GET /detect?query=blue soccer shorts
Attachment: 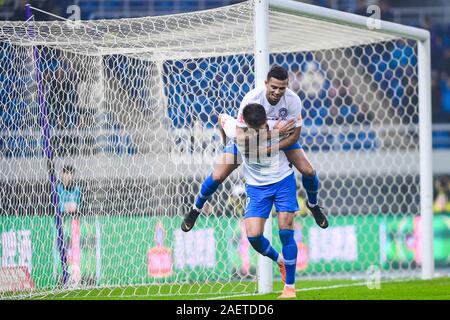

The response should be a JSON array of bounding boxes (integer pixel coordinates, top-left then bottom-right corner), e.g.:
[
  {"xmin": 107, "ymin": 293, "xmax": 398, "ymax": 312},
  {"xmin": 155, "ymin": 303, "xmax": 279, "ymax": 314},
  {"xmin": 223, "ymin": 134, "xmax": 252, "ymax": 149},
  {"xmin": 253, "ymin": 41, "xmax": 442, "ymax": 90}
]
[{"xmin": 244, "ymin": 172, "xmax": 299, "ymax": 219}]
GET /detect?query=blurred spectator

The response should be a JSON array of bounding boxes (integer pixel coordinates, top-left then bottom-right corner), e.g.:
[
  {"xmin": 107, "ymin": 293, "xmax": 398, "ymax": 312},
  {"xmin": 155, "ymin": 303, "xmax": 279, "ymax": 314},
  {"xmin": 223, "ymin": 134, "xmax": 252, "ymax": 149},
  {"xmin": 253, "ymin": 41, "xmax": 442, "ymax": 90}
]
[
  {"xmin": 432, "ymin": 72, "xmax": 444, "ymax": 122},
  {"xmin": 441, "ymin": 75, "xmax": 450, "ymax": 115},
  {"xmin": 421, "ymin": 15, "xmax": 450, "ymax": 123},
  {"xmin": 56, "ymin": 165, "xmax": 82, "ymax": 215},
  {"xmin": 354, "ymin": 0, "xmax": 368, "ymax": 17},
  {"xmin": 377, "ymin": 0, "xmax": 394, "ymax": 22},
  {"xmin": 43, "ymin": 55, "xmax": 80, "ymax": 130},
  {"xmin": 1, "ymin": 0, "xmax": 450, "ymax": 160},
  {"xmin": 430, "ymin": 28, "xmax": 446, "ymax": 72},
  {"xmin": 312, "ymin": 0, "xmax": 331, "ymax": 8},
  {"xmin": 40, "ymin": 54, "xmax": 82, "ymax": 157},
  {"xmin": 56, "ymin": 164, "xmax": 83, "ymax": 285},
  {"xmin": 10, "ymin": 0, "xmax": 65, "ymax": 21},
  {"xmin": 353, "ymin": 0, "xmax": 394, "ymax": 22},
  {"xmin": 433, "ymin": 176, "xmax": 450, "ymax": 213},
  {"xmin": 349, "ymin": 4, "xmax": 450, "ymax": 126}
]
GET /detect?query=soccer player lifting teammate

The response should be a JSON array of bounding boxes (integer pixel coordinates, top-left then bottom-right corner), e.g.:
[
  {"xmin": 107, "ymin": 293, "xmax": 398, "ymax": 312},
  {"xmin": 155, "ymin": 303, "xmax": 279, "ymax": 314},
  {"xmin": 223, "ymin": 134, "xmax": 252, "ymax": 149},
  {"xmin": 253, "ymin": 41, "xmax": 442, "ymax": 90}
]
[
  {"xmin": 234, "ymin": 102, "xmax": 300, "ymax": 298},
  {"xmin": 181, "ymin": 65, "xmax": 328, "ymax": 232}
]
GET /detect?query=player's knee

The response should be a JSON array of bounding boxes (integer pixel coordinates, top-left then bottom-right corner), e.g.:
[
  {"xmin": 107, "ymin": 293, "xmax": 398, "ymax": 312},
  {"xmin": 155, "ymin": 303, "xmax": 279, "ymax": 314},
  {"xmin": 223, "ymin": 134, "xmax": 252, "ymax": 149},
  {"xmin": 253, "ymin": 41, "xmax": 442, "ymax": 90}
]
[
  {"xmin": 279, "ymin": 229, "xmax": 295, "ymax": 245},
  {"xmin": 211, "ymin": 171, "xmax": 226, "ymax": 184},
  {"xmin": 279, "ymin": 220, "xmax": 294, "ymax": 230},
  {"xmin": 247, "ymin": 234, "xmax": 267, "ymax": 254},
  {"xmin": 278, "ymin": 214, "xmax": 295, "ymax": 230},
  {"xmin": 301, "ymin": 166, "xmax": 315, "ymax": 177}
]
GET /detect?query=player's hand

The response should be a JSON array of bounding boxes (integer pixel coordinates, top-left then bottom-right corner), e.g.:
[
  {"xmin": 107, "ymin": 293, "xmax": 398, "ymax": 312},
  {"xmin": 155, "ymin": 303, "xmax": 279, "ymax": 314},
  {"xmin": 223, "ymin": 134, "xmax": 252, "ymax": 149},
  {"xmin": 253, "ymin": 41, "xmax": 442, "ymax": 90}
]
[{"xmin": 274, "ymin": 119, "xmax": 295, "ymax": 136}]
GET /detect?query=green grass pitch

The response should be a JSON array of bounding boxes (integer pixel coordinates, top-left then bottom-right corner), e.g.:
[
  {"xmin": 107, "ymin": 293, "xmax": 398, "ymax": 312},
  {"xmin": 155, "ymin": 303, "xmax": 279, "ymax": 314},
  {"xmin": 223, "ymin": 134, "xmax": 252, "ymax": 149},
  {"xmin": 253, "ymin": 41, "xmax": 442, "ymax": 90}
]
[{"xmin": 31, "ymin": 277, "xmax": 450, "ymax": 300}]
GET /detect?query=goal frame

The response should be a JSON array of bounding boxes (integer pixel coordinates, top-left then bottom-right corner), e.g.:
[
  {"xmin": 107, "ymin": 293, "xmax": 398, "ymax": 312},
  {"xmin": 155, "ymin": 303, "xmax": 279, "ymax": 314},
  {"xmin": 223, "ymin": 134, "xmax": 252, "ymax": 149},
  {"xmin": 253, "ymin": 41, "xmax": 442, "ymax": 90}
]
[
  {"xmin": 256, "ymin": 0, "xmax": 433, "ymax": 293},
  {"xmin": 0, "ymin": 0, "xmax": 433, "ymax": 298}
]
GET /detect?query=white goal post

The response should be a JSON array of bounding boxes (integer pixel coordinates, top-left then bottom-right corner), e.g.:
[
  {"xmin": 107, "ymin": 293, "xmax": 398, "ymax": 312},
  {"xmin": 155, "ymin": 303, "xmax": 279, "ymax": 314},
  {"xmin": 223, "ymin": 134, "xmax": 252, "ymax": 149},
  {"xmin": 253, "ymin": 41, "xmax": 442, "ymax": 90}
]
[
  {"xmin": 0, "ymin": 0, "xmax": 433, "ymax": 299},
  {"xmin": 257, "ymin": 0, "xmax": 434, "ymax": 292}
]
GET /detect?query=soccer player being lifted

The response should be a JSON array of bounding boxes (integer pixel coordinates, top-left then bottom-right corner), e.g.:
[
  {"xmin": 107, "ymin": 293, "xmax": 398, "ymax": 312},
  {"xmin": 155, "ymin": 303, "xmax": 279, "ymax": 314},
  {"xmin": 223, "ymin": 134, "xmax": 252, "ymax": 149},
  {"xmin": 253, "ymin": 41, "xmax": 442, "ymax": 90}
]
[
  {"xmin": 235, "ymin": 102, "xmax": 299, "ymax": 298},
  {"xmin": 181, "ymin": 65, "xmax": 328, "ymax": 232}
]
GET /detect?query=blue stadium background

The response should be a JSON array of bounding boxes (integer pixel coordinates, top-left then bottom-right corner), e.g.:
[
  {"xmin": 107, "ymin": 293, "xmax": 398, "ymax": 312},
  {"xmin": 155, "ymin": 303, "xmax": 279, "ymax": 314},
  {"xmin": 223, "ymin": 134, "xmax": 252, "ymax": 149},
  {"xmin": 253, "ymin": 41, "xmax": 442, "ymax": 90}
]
[
  {"xmin": 0, "ymin": 1, "xmax": 449, "ymax": 284},
  {"xmin": 1, "ymin": 0, "xmax": 449, "ymax": 157}
]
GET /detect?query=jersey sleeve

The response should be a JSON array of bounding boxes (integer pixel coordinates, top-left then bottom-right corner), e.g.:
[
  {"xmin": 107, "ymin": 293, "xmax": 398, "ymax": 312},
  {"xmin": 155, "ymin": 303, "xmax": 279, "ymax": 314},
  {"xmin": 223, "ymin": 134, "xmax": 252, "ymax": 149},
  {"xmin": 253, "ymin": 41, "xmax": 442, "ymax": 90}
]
[
  {"xmin": 287, "ymin": 94, "xmax": 303, "ymax": 127},
  {"xmin": 236, "ymin": 95, "xmax": 251, "ymax": 128}
]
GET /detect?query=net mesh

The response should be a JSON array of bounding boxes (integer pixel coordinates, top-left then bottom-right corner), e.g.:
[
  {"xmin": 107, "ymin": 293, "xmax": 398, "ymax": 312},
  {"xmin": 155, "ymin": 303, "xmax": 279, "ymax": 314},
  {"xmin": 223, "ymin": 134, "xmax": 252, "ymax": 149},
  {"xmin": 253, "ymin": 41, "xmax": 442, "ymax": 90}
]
[{"xmin": 0, "ymin": 0, "xmax": 422, "ymax": 299}]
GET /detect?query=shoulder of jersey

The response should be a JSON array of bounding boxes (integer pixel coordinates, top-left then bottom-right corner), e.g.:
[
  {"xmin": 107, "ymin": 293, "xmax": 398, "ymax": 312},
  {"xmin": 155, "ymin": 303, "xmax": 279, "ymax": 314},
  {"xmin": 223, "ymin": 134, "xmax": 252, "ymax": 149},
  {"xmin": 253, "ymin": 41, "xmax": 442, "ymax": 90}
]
[
  {"xmin": 244, "ymin": 85, "xmax": 265, "ymax": 101},
  {"xmin": 252, "ymin": 85, "xmax": 266, "ymax": 96},
  {"xmin": 285, "ymin": 88, "xmax": 300, "ymax": 99},
  {"xmin": 285, "ymin": 88, "xmax": 302, "ymax": 104}
]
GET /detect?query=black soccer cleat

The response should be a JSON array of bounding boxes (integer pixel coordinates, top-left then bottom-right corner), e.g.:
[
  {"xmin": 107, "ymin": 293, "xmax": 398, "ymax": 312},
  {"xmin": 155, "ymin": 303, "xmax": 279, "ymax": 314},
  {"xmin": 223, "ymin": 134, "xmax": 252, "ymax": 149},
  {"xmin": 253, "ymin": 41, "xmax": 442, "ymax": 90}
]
[
  {"xmin": 305, "ymin": 200, "xmax": 329, "ymax": 229},
  {"xmin": 181, "ymin": 207, "xmax": 201, "ymax": 232}
]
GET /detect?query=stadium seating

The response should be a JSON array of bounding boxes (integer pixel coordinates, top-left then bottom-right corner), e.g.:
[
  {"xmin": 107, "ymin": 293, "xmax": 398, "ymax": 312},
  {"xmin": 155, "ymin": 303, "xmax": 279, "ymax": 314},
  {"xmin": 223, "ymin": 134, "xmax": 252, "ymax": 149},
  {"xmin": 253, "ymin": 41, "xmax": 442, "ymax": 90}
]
[{"xmin": 0, "ymin": 0, "xmax": 449, "ymax": 158}]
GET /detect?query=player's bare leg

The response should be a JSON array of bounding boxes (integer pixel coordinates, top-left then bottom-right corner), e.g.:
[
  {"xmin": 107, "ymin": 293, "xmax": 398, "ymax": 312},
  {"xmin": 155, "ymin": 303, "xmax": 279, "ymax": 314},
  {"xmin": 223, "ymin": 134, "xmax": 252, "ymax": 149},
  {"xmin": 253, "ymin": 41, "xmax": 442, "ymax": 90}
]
[
  {"xmin": 181, "ymin": 114, "xmax": 241, "ymax": 232},
  {"xmin": 285, "ymin": 149, "xmax": 328, "ymax": 229},
  {"xmin": 181, "ymin": 153, "xmax": 239, "ymax": 232},
  {"xmin": 245, "ymin": 216, "xmax": 286, "ymax": 285},
  {"xmin": 212, "ymin": 154, "xmax": 240, "ymax": 181},
  {"xmin": 244, "ymin": 217, "xmax": 266, "ymax": 237}
]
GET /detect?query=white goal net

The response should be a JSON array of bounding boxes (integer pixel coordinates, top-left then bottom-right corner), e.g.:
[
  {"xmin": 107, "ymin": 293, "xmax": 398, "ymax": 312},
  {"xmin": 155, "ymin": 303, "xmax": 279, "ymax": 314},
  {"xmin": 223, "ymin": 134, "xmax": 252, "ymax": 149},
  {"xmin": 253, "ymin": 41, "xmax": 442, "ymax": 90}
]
[{"xmin": 0, "ymin": 0, "xmax": 430, "ymax": 299}]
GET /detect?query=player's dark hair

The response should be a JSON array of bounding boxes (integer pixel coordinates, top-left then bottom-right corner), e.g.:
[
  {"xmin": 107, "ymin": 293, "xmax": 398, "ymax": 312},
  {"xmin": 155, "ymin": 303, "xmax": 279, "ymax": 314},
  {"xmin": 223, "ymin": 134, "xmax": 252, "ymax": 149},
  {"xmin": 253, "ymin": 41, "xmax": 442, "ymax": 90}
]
[
  {"xmin": 267, "ymin": 65, "xmax": 288, "ymax": 81},
  {"xmin": 242, "ymin": 103, "xmax": 267, "ymax": 129},
  {"xmin": 62, "ymin": 165, "xmax": 75, "ymax": 174}
]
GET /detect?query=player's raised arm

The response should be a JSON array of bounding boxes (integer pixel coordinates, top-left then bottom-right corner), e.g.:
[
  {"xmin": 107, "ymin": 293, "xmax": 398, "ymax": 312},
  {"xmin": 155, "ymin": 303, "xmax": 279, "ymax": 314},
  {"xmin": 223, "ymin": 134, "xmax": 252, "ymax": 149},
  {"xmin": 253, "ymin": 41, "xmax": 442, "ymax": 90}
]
[
  {"xmin": 268, "ymin": 93, "xmax": 303, "ymax": 151},
  {"xmin": 270, "ymin": 120, "xmax": 301, "ymax": 152}
]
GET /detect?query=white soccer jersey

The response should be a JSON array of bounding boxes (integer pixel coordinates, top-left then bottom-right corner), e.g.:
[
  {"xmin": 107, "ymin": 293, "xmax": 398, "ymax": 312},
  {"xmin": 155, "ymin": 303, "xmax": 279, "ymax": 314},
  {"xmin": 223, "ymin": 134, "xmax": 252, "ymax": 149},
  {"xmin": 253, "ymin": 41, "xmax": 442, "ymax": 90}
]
[
  {"xmin": 221, "ymin": 115, "xmax": 293, "ymax": 186},
  {"xmin": 221, "ymin": 114, "xmax": 278, "ymax": 140},
  {"xmin": 236, "ymin": 86, "xmax": 303, "ymax": 129},
  {"xmin": 238, "ymin": 133, "xmax": 293, "ymax": 186},
  {"xmin": 220, "ymin": 86, "xmax": 302, "ymax": 186}
]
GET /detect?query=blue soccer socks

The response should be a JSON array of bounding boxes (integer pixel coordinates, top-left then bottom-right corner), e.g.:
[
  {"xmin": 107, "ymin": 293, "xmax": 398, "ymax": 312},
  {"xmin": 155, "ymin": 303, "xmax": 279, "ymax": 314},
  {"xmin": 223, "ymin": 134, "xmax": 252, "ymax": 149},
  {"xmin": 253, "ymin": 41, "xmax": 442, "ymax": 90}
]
[
  {"xmin": 302, "ymin": 171, "xmax": 319, "ymax": 206},
  {"xmin": 194, "ymin": 174, "xmax": 221, "ymax": 210},
  {"xmin": 279, "ymin": 229, "xmax": 297, "ymax": 286},
  {"xmin": 247, "ymin": 234, "xmax": 279, "ymax": 262}
]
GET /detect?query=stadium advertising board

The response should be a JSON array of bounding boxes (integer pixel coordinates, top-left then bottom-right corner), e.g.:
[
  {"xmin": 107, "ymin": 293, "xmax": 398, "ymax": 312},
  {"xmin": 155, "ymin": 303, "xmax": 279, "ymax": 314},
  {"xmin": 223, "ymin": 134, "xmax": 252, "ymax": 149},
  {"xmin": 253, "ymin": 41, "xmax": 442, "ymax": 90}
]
[
  {"xmin": 0, "ymin": 213, "xmax": 449, "ymax": 289},
  {"xmin": 381, "ymin": 214, "xmax": 450, "ymax": 268}
]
